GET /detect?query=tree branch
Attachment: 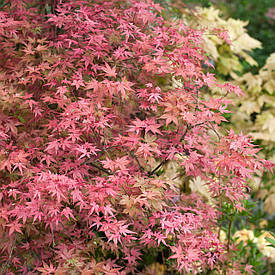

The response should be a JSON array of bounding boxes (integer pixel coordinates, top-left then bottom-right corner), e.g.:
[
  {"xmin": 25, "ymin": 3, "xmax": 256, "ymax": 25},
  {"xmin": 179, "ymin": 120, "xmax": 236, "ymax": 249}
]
[
  {"xmin": 85, "ymin": 160, "xmax": 112, "ymax": 175},
  {"xmin": 148, "ymin": 122, "xmax": 205, "ymax": 177}
]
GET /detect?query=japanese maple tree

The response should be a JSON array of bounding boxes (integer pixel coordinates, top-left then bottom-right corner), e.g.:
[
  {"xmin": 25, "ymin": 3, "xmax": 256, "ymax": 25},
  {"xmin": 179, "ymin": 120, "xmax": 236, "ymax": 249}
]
[{"xmin": 0, "ymin": 0, "xmax": 272, "ymax": 274}]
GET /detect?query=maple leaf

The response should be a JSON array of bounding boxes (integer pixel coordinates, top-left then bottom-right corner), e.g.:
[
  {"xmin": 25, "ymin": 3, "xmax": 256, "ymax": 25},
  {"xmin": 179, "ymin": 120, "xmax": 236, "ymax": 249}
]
[
  {"xmin": 37, "ymin": 262, "xmax": 56, "ymax": 274},
  {"xmin": 136, "ymin": 143, "xmax": 159, "ymax": 159},
  {"xmin": 101, "ymin": 158, "xmax": 116, "ymax": 172},
  {"xmin": 7, "ymin": 221, "xmax": 23, "ymax": 235},
  {"xmin": 169, "ymin": 245, "xmax": 184, "ymax": 264},
  {"xmin": 0, "ymin": 0, "xmax": 270, "ymax": 273},
  {"xmin": 101, "ymin": 63, "xmax": 117, "ymax": 78},
  {"xmin": 244, "ymin": 264, "xmax": 254, "ymax": 275},
  {"xmin": 61, "ymin": 207, "xmax": 75, "ymax": 221},
  {"xmin": 115, "ymin": 77, "xmax": 134, "ymax": 98},
  {"xmin": 128, "ymin": 118, "xmax": 146, "ymax": 135},
  {"xmin": 148, "ymin": 91, "xmax": 162, "ymax": 103},
  {"xmin": 144, "ymin": 118, "xmax": 162, "ymax": 135},
  {"xmin": 160, "ymin": 112, "xmax": 179, "ymax": 126}
]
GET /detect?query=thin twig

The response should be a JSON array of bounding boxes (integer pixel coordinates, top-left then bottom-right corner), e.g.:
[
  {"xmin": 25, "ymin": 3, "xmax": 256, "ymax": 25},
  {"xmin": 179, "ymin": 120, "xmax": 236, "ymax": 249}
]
[
  {"xmin": 227, "ymin": 220, "xmax": 232, "ymax": 252},
  {"xmin": 128, "ymin": 151, "xmax": 145, "ymax": 173},
  {"xmin": 85, "ymin": 160, "xmax": 112, "ymax": 175},
  {"xmin": 179, "ymin": 124, "xmax": 191, "ymax": 143},
  {"xmin": 148, "ymin": 122, "xmax": 204, "ymax": 176},
  {"xmin": 0, "ymin": 238, "xmax": 16, "ymax": 274},
  {"xmin": 208, "ymin": 121, "xmax": 221, "ymax": 141},
  {"xmin": 148, "ymin": 159, "xmax": 168, "ymax": 177}
]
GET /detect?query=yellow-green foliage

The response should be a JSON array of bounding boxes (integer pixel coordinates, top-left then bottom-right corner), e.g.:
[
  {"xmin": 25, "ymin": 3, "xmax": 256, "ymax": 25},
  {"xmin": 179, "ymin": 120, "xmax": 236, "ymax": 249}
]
[
  {"xmin": 232, "ymin": 53, "xmax": 275, "ymax": 145},
  {"xmin": 182, "ymin": 6, "xmax": 261, "ymax": 77},
  {"xmin": 183, "ymin": 6, "xmax": 275, "ymax": 154}
]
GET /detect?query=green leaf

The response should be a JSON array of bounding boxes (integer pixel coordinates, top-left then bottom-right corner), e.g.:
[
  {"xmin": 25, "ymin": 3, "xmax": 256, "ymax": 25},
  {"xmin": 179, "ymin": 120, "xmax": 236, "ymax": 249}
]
[
  {"xmin": 265, "ymin": 236, "xmax": 275, "ymax": 247},
  {"xmin": 18, "ymin": 115, "xmax": 26, "ymax": 123}
]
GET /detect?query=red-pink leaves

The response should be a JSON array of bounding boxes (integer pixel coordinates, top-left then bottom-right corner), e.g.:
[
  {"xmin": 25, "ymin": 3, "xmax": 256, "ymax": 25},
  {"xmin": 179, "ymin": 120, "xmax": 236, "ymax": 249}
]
[
  {"xmin": 0, "ymin": 0, "xmax": 271, "ymax": 273},
  {"xmin": 101, "ymin": 63, "xmax": 117, "ymax": 78}
]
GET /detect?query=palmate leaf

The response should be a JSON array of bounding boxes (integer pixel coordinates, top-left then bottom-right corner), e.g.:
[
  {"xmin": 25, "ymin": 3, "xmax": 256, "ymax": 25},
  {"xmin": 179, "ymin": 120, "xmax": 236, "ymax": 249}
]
[{"xmin": 0, "ymin": 0, "xmax": 273, "ymax": 274}]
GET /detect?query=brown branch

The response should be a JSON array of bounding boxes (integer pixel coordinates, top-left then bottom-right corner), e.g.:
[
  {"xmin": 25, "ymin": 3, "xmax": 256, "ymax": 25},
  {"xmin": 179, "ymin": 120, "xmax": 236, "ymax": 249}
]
[
  {"xmin": 148, "ymin": 122, "xmax": 205, "ymax": 177},
  {"xmin": 128, "ymin": 151, "xmax": 145, "ymax": 173},
  {"xmin": 148, "ymin": 159, "xmax": 168, "ymax": 177},
  {"xmin": 148, "ymin": 125, "xmax": 190, "ymax": 176},
  {"xmin": 85, "ymin": 160, "xmax": 112, "ymax": 175}
]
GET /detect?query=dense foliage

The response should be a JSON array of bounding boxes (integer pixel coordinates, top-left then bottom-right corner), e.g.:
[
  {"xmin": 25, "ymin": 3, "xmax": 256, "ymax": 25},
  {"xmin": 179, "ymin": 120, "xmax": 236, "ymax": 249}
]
[
  {"xmin": 173, "ymin": 0, "xmax": 275, "ymax": 68},
  {"xmin": 175, "ymin": 3, "xmax": 275, "ymax": 273},
  {"xmin": 0, "ymin": 0, "xmax": 273, "ymax": 274}
]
